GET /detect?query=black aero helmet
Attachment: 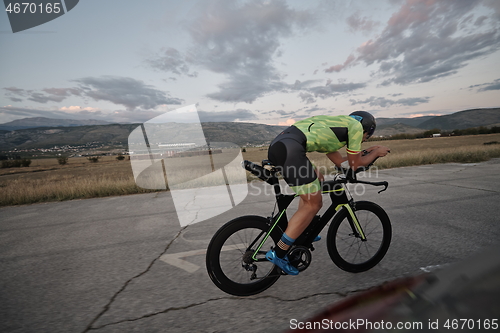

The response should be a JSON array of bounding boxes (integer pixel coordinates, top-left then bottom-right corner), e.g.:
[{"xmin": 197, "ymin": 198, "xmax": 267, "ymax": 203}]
[{"xmin": 349, "ymin": 111, "xmax": 376, "ymax": 139}]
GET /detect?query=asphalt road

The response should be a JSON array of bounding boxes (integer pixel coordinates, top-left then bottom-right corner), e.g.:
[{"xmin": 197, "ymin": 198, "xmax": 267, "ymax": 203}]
[{"xmin": 1, "ymin": 159, "xmax": 500, "ymax": 333}]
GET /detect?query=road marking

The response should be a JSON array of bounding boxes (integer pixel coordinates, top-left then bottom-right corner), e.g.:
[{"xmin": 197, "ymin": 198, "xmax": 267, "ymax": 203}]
[
  {"xmin": 419, "ymin": 263, "xmax": 449, "ymax": 273},
  {"xmin": 159, "ymin": 243, "xmax": 245, "ymax": 273}
]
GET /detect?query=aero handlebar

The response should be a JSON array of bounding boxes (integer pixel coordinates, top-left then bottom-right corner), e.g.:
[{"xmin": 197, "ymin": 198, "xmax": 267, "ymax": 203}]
[{"xmin": 243, "ymin": 160, "xmax": 388, "ymax": 194}]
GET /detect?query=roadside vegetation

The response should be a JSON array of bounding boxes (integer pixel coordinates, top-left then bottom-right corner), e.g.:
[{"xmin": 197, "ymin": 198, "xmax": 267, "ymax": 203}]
[
  {"xmin": 374, "ymin": 125, "xmax": 500, "ymax": 141},
  {"xmin": 1, "ymin": 133, "xmax": 500, "ymax": 207}
]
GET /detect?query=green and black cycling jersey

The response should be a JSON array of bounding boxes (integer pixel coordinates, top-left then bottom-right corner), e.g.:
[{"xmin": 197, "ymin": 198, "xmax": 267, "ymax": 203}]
[
  {"xmin": 293, "ymin": 115, "xmax": 364, "ymax": 155},
  {"xmin": 268, "ymin": 115, "xmax": 364, "ymax": 195}
]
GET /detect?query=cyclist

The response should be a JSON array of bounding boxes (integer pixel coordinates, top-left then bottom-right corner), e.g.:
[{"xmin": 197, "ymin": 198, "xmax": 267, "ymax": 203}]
[{"xmin": 266, "ymin": 111, "xmax": 390, "ymax": 275}]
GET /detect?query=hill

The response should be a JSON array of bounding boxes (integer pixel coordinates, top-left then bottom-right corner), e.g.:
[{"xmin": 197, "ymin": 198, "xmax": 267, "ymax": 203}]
[
  {"xmin": 376, "ymin": 116, "xmax": 435, "ymax": 128},
  {"xmin": 375, "ymin": 123, "xmax": 424, "ymax": 137},
  {"xmin": 201, "ymin": 122, "xmax": 285, "ymax": 146},
  {"xmin": 0, "ymin": 124, "xmax": 138, "ymax": 151},
  {"xmin": 0, "ymin": 122, "xmax": 286, "ymax": 151},
  {"xmin": 0, "ymin": 117, "xmax": 112, "ymax": 131},
  {"xmin": 417, "ymin": 108, "xmax": 500, "ymax": 130},
  {"xmin": 374, "ymin": 108, "xmax": 500, "ymax": 136}
]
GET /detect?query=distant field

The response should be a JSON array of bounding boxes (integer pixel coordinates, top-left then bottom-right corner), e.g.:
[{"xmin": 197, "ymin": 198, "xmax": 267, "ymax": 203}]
[
  {"xmin": 1, "ymin": 133, "xmax": 500, "ymax": 206},
  {"xmin": 0, "ymin": 156, "xmax": 151, "ymax": 206}
]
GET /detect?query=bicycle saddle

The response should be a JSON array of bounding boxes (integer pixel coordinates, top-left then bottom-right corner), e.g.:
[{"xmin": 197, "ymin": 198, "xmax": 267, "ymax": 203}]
[{"xmin": 261, "ymin": 159, "xmax": 276, "ymax": 171}]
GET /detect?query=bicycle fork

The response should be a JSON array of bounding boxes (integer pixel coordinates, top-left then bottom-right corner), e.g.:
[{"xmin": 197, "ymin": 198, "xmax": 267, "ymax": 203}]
[{"xmin": 336, "ymin": 202, "xmax": 367, "ymax": 241}]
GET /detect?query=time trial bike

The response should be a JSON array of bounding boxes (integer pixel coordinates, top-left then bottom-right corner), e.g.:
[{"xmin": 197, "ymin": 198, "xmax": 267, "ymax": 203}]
[{"xmin": 206, "ymin": 160, "xmax": 392, "ymax": 296}]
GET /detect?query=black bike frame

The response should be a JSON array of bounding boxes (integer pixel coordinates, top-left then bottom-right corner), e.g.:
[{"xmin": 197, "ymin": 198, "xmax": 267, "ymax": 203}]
[
  {"xmin": 250, "ymin": 179, "xmax": 362, "ymax": 260},
  {"xmin": 242, "ymin": 161, "xmax": 387, "ymax": 261}
]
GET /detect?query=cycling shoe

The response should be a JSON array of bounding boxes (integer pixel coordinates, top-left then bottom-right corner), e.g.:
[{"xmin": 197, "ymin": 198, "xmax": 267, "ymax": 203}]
[{"xmin": 266, "ymin": 249, "xmax": 299, "ymax": 275}]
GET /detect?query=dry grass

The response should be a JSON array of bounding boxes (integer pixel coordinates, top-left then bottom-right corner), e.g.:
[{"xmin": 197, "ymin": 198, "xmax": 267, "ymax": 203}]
[
  {"xmin": 374, "ymin": 144, "xmax": 500, "ymax": 169},
  {"xmin": 1, "ymin": 133, "xmax": 500, "ymax": 206},
  {"xmin": 0, "ymin": 157, "xmax": 154, "ymax": 206},
  {"xmin": 1, "ymin": 174, "xmax": 148, "ymax": 206},
  {"xmin": 366, "ymin": 133, "xmax": 500, "ymax": 169}
]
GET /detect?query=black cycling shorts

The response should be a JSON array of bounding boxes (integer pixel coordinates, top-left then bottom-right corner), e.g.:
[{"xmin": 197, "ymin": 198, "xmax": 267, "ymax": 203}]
[{"xmin": 268, "ymin": 126, "xmax": 321, "ymax": 195}]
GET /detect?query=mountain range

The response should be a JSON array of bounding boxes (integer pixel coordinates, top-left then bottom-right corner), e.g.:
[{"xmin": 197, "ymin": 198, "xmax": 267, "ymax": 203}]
[
  {"xmin": 0, "ymin": 122, "xmax": 287, "ymax": 151},
  {"xmin": 375, "ymin": 108, "xmax": 500, "ymax": 137},
  {"xmin": 377, "ymin": 108, "xmax": 500, "ymax": 130},
  {"xmin": 0, "ymin": 108, "xmax": 499, "ymax": 151},
  {"xmin": 0, "ymin": 117, "xmax": 112, "ymax": 131}
]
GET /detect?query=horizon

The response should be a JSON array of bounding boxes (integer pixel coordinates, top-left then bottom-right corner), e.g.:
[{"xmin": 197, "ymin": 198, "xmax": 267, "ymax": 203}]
[
  {"xmin": 1, "ymin": 1, "xmax": 500, "ymax": 125},
  {"xmin": 2, "ymin": 107, "xmax": 500, "ymax": 127}
]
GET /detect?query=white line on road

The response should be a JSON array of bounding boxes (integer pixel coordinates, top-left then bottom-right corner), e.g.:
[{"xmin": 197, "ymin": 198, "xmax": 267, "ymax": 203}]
[
  {"xmin": 159, "ymin": 243, "xmax": 245, "ymax": 273},
  {"xmin": 419, "ymin": 263, "xmax": 449, "ymax": 273}
]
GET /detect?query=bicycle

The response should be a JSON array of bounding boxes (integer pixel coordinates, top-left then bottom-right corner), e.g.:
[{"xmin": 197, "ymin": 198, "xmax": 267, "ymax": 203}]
[{"xmin": 206, "ymin": 159, "xmax": 392, "ymax": 296}]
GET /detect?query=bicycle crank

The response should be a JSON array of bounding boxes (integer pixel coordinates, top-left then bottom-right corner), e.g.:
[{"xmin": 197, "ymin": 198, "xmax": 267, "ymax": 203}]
[{"xmin": 288, "ymin": 246, "xmax": 312, "ymax": 272}]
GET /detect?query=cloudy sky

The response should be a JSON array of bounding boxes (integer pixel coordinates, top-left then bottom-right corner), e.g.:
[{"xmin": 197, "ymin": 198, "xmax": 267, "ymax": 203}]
[{"xmin": 1, "ymin": 0, "xmax": 499, "ymax": 125}]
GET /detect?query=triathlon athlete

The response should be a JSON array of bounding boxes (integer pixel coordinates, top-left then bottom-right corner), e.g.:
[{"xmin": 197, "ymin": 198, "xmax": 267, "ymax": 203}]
[{"xmin": 266, "ymin": 111, "xmax": 390, "ymax": 275}]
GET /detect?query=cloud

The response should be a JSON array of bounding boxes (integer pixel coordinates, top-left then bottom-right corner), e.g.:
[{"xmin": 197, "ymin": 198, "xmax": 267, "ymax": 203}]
[
  {"xmin": 474, "ymin": 15, "xmax": 488, "ymax": 26},
  {"xmin": 278, "ymin": 118, "xmax": 296, "ymax": 126},
  {"xmin": 397, "ymin": 109, "xmax": 447, "ymax": 117},
  {"xmin": 307, "ymin": 81, "xmax": 367, "ymax": 99},
  {"xmin": 301, "ymin": 105, "xmax": 327, "ymax": 114},
  {"xmin": 271, "ymin": 105, "xmax": 327, "ymax": 120},
  {"xmin": 325, "ymin": 55, "xmax": 355, "ymax": 73},
  {"xmin": 27, "ymin": 92, "xmax": 68, "ymax": 103},
  {"xmin": 471, "ymin": 78, "xmax": 500, "ymax": 91},
  {"xmin": 350, "ymin": 96, "xmax": 431, "ymax": 108},
  {"xmin": 4, "ymin": 87, "xmax": 26, "ymax": 96},
  {"xmin": 74, "ymin": 76, "xmax": 183, "ymax": 110},
  {"xmin": 484, "ymin": 0, "xmax": 500, "ymax": 18},
  {"xmin": 150, "ymin": 0, "xmax": 315, "ymax": 103},
  {"xmin": 3, "ymin": 87, "xmax": 27, "ymax": 102},
  {"xmin": 198, "ymin": 109, "xmax": 258, "ymax": 122},
  {"xmin": 294, "ymin": 79, "xmax": 366, "ymax": 103},
  {"xmin": 148, "ymin": 1, "xmax": 372, "ymax": 105},
  {"xmin": 59, "ymin": 106, "xmax": 100, "ymax": 113},
  {"xmin": 8, "ymin": 97, "xmax": 23, "ymax": 103},
  {"xmin": 270, "ymin": 110, "xmax": 296, "ymax": 116},
  {"xmin": 407, "ymin": 113, "xmax": 442, "ymax": 118},
  {"xmin": 0, "ymin": 105, "xmax": 98, "ymax": 123},
  {"xmin": 147, "ymin": 47, "xmax": 198, "ymax": 77},
  {"xmin": 4, "ymin": 77, "xmax": 183, "ymax": 111},
  {"xmin": 0, "ymin": 105, "xmax": 169, "ymax": 124},
  {"xmin": 326, "ymin": 0, "xmax": 500, "ymax": 85},
  {"xmin": 298, "ymin": 92, "xmax": 316, "ymax": 104},
  {"xmin": 3, "ymin": 87, "xmax": 83, "ymax": 104},
  {"xmin": 43, "ymin": 88, "xmax": 82, "ymax": 97},
  {"xmin": 4, "ymin": 87, "xmax": 29, "ymax": 102},
  {"xmin": 346, "ymin": 13, "xmax": 380, "ymax": 33},
  {"xmin": 206, "ymin": 73, "xmax": 286, "ymax": 103}
]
